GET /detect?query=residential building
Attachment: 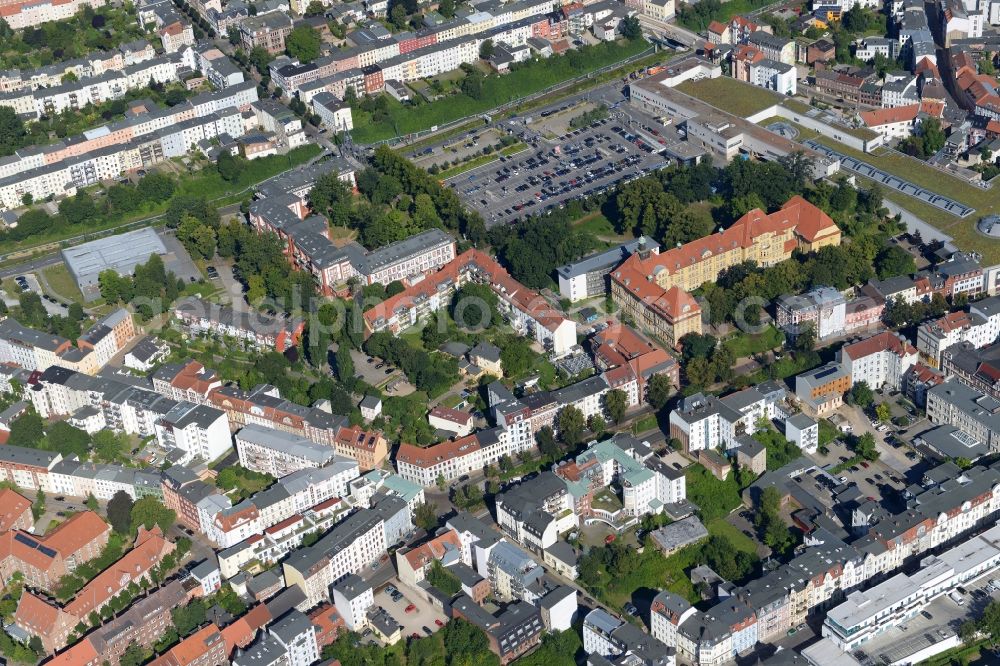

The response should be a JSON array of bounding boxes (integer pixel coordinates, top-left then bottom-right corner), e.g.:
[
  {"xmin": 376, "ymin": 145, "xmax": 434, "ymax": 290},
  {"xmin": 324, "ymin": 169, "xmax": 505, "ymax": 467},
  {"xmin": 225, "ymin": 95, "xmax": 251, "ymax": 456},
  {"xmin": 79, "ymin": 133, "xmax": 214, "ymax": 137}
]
[
  {"xmin": 584, "ymin": 608, "xmax": 676, "ymax": 666},
  {"xmin": 365, "ymin": 248, "xmax": 576, "ymax": 355},
  {"xmin": 794, "ymin": 362, "xmax": 852, "ymax": 416},
  {"xmin": 0, "ymin": 511, "xmax": 109, "ymax": 592},
  {"xmin": 556, "ymin": 237, "xmax": 661, "ymax": 303},
  {"xmin": 926, "ymin": 378, "xmax": 1000, "ymax": 451},
  {"xmin": 236, "ymin": 424, "xmax": 340, "ymax": 477},
  {"xmin": 174, "ymin": 297, "xmax": 305, "ymax": 353},
  {"xmin": 332, "ymin": 574, "xmax": 374, "ymax": 631},
  {"xmin": 452, "ymin": 595, "xmax": 544, "ymax": 664},
  {"xmin": 839, "ymin": 331, "xmax": 918, "ymax": 392},
  {"xmin": 668, "ymin": 384, "xmax": 786, "ymax": 452},
  {"xmin": 775, "ymin": 287, "xmax": 846, "ymax": 341}
]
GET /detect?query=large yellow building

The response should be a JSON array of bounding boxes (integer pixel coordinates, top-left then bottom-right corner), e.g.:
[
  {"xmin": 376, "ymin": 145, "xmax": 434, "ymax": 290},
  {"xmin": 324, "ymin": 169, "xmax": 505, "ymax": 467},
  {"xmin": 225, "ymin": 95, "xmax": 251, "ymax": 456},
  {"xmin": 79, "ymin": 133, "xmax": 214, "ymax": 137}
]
[{"xmin": 610, "ymin": 196, "xmax": 841, "ymax": 347}]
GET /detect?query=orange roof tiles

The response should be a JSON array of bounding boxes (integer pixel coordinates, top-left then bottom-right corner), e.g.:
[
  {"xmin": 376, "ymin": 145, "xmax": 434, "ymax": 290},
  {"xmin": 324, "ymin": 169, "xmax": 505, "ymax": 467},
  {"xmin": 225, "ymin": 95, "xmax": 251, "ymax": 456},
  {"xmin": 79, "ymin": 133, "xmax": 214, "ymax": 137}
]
[
  {"xmin": 402, "ymin": 529, "xmax": 462, "ymax": 572},
  {"xmin": 364, "ymin": 249, "xmax": 569, "ymax": 334},
  {"xmin": 152, "ymin": 624, "xmax": 225, "ymax": 666},
  {"xmin": 396, "ymin": 434, "xmax": 480, "ymax": 469},
  {"xmin": 0, "ymin": 488, "xmax": 32, "ymax": 531},
  {"xmin": 222, "ymin": 604, "xmax": 271, "ymax": 652},
  {"xmin": 733, "ymin": 44, "xmax": 764, "ymax": 63},
  {"xmin": 43, "ymin": 511, "xmax": 110, "ymax": 556},
  {"xmin": 64, "ymin": 528, "xmax": 172, "ymax": 619},
  {"xmin": 429, "ymin": 406, "xmax": 472, "ymax": 424},
  {"xmin": 14, "ymin": 591, "xmax": 61, "ymax": 636},
  {"xmin": 708, "ymin": 20, "xmax": 727, "ymax": 34},
  {"xmin": 841, "ymin": 331, "xmax": 917, "ymax": 361},
  {"xmin": 860, "ymin": 104, "xmax": 919, "ymax": 127},
  {"xmin": 45, "ymin": 635, "xmax": 101, "ymax": 666}
]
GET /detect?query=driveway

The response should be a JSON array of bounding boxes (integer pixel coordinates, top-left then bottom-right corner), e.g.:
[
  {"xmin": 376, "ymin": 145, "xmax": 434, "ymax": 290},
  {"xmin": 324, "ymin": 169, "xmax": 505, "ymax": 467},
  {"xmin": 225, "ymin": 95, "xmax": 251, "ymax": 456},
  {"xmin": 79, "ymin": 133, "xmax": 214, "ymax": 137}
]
[{"xmin": 377, "ymin": 577, "xmax": 449, "ymax": 640}]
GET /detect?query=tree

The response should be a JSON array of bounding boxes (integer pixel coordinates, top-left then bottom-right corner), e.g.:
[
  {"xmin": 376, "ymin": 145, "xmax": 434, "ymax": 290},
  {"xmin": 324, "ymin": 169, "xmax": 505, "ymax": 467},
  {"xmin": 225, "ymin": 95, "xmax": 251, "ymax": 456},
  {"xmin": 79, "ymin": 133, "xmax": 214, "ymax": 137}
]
[
  {"xmin": 794, "ymin": 322, "xmax": 816, "ymax": 352},
  {"xmin": 216, "ymin": 151, "xmax": 243, "ymax": 182},
  {"xmin": 177, "ymin": 216, "xmax": 217, "ymax": 260},
  {"xmin": 604, "ymin": 389, "xmax": 628, "ymax": 424},
  {"xmin": 413, "ymin": 502, "xmax": 438, "ymax": 531},
  {"xmin": 0, "ymin": 107, "xmax": 27, "ymax": 157},
  {"xmin": 848, "ymin": 381, "xmax": 874, "ymax": 408},
  {"xmin": 107, "ymin": 490, "xmax": 134, "ymax": 534},
  {"xmin": 85, "ymin": 493, "xmax": 99, "ymax": 511},
  {"xmin": 389, "ymin": 3, "xmax": 407, "ymax": 28},
  {"xmin": 32, "ymin": 489, "xmax": 45, "ymax": 521},
  {"xmin": 685, "ymin": 357, "xmax": 713, "ymax": 388},
  {"xmin": 646, "ymin": 373, "xmax": 673, "ymax": 410},
  {"xmin": 558, "ymin": 405, "xmax": 585, "ymax": 446},
  {"xmin": 588, "ymin": 414, "xmax": 606, "ymax": 435},
  {"xmin": 875, "ymin": 402, "xmax": 891, "ymax": 423},
  {"xmin": 92, "ymin": 430, "xmax": 129, "ymax": 463},
  {"xmin": 286, "ymin": 25, "xmax": 321, "ymax": 62},
  {"xmin": 305, "ymin": 0, "xmax": 326, "ymax": 13},
  {"xmin": 130, "ymin": 497, "xmax": 176, "ymax": 534},
  {"xmin": 479, "ymin": 39, "xmax": 494, "ymax": 60},
  {"xmin": 8, "ymin": 410, "xmax": 44, "ymax": 448},
  {"xmin": 621, "ymin": 15, "xmax": 641, "ymax": 40},
  {"xmin": 334, "ymin": 344, "xmax": 353, "ymax": 381},
  {"xmin": 874, "ymin": 245, "xmax": 916, "ymax": 280},
  {"xmin": 536, "ymin": 425, "xmax": 559, "ymax": 459},
  {"xmin": 854, "ymin": 432, "xmax": 880, "ymax": 461}
]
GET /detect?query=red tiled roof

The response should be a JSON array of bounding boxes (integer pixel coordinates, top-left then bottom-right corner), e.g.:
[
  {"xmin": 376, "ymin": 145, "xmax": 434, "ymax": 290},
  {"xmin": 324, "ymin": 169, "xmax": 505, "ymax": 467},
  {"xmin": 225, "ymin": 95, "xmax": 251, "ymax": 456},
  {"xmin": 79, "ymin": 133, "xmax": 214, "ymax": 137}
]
[
  {"xmin": 841, "ymin": 331, "xmax": 917, "ymax": 361},
  {"xmin": 396, "ymin": 434, "xmax": 480, "ymax": 469},
  {"xmin": 401, "ymin": 529, "xmax": 462, "ymax": 571},
  {"xmin": 64, "ymin": 528, "xmax": 172, "ymax": 619},
  {"xmin": 0, "ymin": 488, "xmax": 32, "ymax": 531},
  {"xmin": 428, "ymin": 406, "xmax": 472, "ymax": 425},
  {"xmin": 860, "ymin": 104, "xmax": 919, "ymax": 127}
]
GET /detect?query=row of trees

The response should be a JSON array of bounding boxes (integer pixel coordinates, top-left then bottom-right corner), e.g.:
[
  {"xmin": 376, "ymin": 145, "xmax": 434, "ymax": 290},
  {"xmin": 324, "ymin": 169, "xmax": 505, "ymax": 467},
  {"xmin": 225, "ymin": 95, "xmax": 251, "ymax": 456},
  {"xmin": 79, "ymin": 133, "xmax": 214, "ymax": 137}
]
[{"xmin": 8, "ymin": 410, "xmax": 131, "ymax": 464}]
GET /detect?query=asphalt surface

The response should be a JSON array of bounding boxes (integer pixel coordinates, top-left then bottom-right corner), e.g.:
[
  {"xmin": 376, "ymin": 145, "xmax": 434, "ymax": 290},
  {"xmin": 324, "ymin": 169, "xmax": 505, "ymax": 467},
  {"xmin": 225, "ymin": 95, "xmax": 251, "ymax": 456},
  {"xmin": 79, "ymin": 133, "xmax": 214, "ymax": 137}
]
[{"xmin": 444, "ymin": 87, "xmax": 685, "ymax": 226}]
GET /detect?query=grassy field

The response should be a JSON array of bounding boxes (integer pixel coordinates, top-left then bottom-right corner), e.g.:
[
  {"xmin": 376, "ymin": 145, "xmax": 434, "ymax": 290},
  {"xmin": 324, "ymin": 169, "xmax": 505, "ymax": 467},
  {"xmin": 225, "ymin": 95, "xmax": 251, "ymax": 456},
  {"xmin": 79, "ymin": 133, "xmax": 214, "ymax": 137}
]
[
  {"xmin": 41, "ymin": 264, "xmax": 85, "ymax": 303},
  {"xmin": 0, "ymin": 146, "xmax": 322, "ymax": 258},
  {"xmin": 807, "ymin": 135, "xmax": 1000, "ymax": 263},
  {"xmin": 350, "ymin": 38, "xmax": 652, "ymax": 143},
  {"xmin": 573, "ymin": 211, "xmax": 629, "ymax": 242},
  {"xmin": 677, "ymin": 0, "xmax": 783, "ymax": 31},
  {"xmin": 677, "ymin": 77, "xmax": 783, "ymax": 118},
  {"xmin": 722, "ymin": 325, "xmax": 785, "ymax": 358}
]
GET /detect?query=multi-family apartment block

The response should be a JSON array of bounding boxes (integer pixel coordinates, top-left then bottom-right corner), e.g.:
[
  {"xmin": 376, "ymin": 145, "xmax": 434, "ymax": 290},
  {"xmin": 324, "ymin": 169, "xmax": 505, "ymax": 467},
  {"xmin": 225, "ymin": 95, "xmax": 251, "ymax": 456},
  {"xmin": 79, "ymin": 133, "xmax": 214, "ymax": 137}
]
[
  {"xmin": 839, "ymin": 331, "xmax": 918, "ymax": 392},
  {"xmin": 207, "ymin": 461, "xmax": 359, "ymax": 548},
  {"xmin": 282, "ymin": 495, "xmax": 410, "ymax": 607},
  {"xmin": 0, "ymin": 82, "xmax": 258, "ymax": 209},
  {"xmin": 236, "ymin": 424, "xmax": 341, "ymax": 477},
  {"xmin": 0, "ymin": 511, "xmax": 109, "ymax": 594},
  {"xmin": 668, "ymin": 382, "xmax": 786, "ymax": 453},
  {"xmin": 365, "ymin": 248, "xmax": 576, "ymax": 355},
  {"xmin": 556, "ymin": 238, "xmax": 661, "ymax": 303},
  {"xmin": 613, "ymin": 197, "xmax": 840, "ymax": 348},
  {"xmin": 173, "ymin": 297, "xmax": 305, "ymax": 353},
  {"xmin": 916, "ymin": 296, "xmax": 1000, "ymax": 366}
]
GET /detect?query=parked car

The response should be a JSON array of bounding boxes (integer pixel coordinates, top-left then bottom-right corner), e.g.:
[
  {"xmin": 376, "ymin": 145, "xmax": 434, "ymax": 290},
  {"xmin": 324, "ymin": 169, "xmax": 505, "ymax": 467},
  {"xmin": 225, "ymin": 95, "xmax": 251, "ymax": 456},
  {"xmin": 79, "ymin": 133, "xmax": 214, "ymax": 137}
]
[
  {"xmin": 405, "ymin": 604, "xmax": 416, "ymax": 613},
  {"xmin": 623, "ymin": 603, "xmax": 638, "ymax": 617}
]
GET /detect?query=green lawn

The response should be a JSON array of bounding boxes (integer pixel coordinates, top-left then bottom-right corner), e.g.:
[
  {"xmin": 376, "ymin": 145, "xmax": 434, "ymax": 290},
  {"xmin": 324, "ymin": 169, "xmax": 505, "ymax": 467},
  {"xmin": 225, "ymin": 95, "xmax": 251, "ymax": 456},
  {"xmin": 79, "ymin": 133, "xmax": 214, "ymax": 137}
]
[
  {"xmin": 0, "ymin": 145, "xmax": 321, "ymax": 258},
  {"xmin": 678, "ymin": 0, "xmax": 784, "ymax": 31},
  {"xmin": 722, "ymin": 326, "xmax": 785, "ymax": 358},
  {"xmin": 41, "ymin": 263, "xmax": 85, "ymax": 304},
  {"xmin": 677, "ymin": 77, "xmax": 783, "ymax": 117},
  {"xmin": 350, "ymin": 39, "xmax": 652, "ymax": 143},
  {"xmin": 632, "ymin": 415, "xmax": 660, "ymax": 434},
  {"xmin": 574, "ymin": 211, "xmax": 630, "ymax": 242},
  {"xmin": 808, "ymin": 135, "xmax": 1000, "ymax": 263},
  {"xmin": 706, "ymin": 518, "xmax": 756, "ymax": 553}
]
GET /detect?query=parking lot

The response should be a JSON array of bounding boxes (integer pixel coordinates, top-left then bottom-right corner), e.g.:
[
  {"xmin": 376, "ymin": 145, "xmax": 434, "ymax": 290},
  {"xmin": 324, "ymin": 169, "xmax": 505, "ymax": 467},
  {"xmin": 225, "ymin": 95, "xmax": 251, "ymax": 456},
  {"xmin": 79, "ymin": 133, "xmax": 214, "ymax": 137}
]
[
  {"xmin": 448, "ymin": 116, "xmax": 667, "ymax": 227},
  {"xmin": 803, "ymin": 140, "xmax": 975, "ymax": 218},
  {"xmin": 855, "ymin": 575, "xmax": 1000, "ymax": 665},
  {"xmin": 370, "ymin": 579, "xmax": 449, "ymax": 643}
]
